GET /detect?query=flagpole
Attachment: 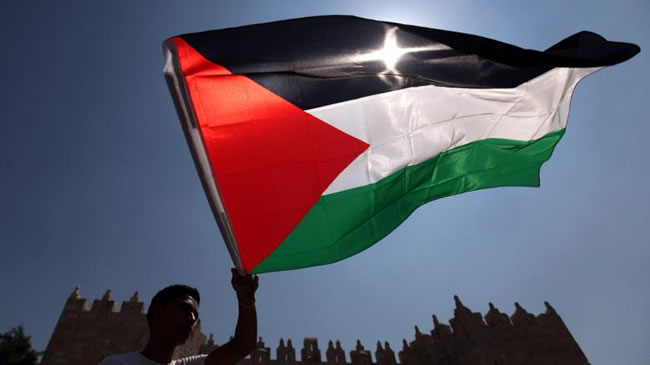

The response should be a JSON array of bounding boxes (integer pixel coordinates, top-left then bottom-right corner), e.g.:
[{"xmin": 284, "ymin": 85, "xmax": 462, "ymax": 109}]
[{"xmin": 163, "ymin": 41, "xmax": 248, "ymax": 275}]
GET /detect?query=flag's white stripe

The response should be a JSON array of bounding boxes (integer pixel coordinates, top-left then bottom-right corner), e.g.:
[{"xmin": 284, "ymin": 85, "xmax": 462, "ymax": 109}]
[{"xmin": 307, "ymin": 67, "xmax": 600, "ymax": 195}]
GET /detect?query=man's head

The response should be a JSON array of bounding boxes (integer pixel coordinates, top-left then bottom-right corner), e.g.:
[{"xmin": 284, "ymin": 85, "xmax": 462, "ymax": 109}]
[{"xmin": 147, "ymin": 285, "xmax": 201, "ymax": 345}]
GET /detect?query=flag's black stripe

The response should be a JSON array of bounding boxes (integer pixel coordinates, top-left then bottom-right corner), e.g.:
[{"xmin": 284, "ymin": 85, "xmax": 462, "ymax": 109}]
[{"xmin": 179, "ymin": 16, "xmax": 639, "ymax": 111}]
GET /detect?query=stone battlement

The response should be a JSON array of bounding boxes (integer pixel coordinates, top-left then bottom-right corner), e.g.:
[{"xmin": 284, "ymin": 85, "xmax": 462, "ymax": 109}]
[
  {"xmin": 41, "ymin": 287, "xmax": 206, "ymax": 365},
  {"xmin": 229, "ymin": 295, "xmax": 589, "ymax": 365},
  {"xmin": 41, "ymin": 288, "xmax": 590, "ymax": 365}
]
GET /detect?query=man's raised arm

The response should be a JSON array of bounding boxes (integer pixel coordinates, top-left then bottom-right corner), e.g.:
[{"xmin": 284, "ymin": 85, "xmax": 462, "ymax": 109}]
[{"xmin": 205, "ymin": 269, "xmax": 259, "ymax": 365}]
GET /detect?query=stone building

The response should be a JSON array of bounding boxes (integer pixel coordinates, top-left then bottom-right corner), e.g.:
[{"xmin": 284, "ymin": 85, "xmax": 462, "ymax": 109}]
[{"xmin": 41, "ymin": 288, "xmax": 589, "ymax": 365}]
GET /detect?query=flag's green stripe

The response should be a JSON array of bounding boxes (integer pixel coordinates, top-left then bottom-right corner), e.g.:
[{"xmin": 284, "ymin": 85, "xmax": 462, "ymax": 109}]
[{"xmin": 251, "ymin": 129, "xmax": 566, "ymax": 274}]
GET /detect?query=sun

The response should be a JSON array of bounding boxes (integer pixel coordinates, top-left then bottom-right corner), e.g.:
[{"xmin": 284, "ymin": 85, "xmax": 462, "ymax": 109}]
[{"xmin": 355, "ymin": 27, "xmax": 447, "ymax": 74}]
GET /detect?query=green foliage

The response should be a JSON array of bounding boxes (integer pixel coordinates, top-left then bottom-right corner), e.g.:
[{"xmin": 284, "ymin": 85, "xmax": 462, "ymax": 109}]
[{"xmin": 0, "ymin": 326, "xmax": 38, "ymax": 365}]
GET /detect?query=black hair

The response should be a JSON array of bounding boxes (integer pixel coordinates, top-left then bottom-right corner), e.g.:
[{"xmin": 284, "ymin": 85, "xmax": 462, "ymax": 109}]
[{"xmin": 146, "ymin": 284, "xmax": 200, "ymax": 329}]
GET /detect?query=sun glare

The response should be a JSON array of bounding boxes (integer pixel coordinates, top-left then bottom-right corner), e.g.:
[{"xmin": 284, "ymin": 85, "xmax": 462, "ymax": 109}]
[
  {"xmin": 373, "ymin": 28, "xmax": 403, "ymax": 71},
  {"xmin": 356, "ymin": 27, "xmax": 447, "ymax": 74}
]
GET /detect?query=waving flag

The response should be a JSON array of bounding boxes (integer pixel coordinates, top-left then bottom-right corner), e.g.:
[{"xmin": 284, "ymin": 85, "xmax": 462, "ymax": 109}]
[{"xmin": 163, "ymin": 16, "xmax": 639, "ymax": 274}]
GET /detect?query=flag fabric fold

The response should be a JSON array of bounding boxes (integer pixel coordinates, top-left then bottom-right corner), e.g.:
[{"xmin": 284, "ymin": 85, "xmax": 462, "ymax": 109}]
[{"xmin": 163, "ymin": 15, "xmax": 639, "ymax": 274}]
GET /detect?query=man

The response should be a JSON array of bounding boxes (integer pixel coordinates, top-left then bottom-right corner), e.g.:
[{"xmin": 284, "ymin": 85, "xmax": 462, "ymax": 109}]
[{"xmin": 99, "ymin": 269, "xmax": 259, "ymax": 365}]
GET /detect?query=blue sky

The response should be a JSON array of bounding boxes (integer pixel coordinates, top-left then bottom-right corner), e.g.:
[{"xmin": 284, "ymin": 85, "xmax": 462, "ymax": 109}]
[{"xmin": 0, "ymin": 1, "xmax": 648, "ymax": 364}]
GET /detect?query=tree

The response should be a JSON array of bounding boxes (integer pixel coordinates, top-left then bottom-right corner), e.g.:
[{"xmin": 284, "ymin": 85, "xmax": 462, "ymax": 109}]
[{"xmin": 0, "ymin": 326, "xmax": 38, "ymax": 365}]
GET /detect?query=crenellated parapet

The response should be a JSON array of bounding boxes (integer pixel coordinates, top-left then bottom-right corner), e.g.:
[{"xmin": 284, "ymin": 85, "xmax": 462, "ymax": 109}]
[
  {"xmin": 43, "ymin": 289, "xmax": 589, "ymax": 365},
  {"xmin": 448, "ymin": 295, "xmax": 489, "ymax": 341},
  {"xmin": 120, "ymin": 291, "xmax": 145, "ymax": 314},
  {"xmin": 301, "ymin": 337, "xmax": 322, "ymax": 364},
  {"xmin": 397, "ymin": 297, "xmax": 590, "ymax": 365},
  {"xmin": 248, "ymin": 337, "xmax": 271, "ymax": 365},
  {"xmin": 64, "ymin": 285, "xmax": 90, "ymax": 313},
  {"xmin": 41, "ymin": 287, "xmax": 204, "ymax": 365},
  {"xmin": 326, "ymin": 340, "xmax": 346, "ymax": 365},
  {"xmin": 349, "ymin": 340, "xmax": 372, "ymax": 365},
  {"xmin": 374, "ymin": 341, "xmax": 396, "ymax": 365},
  {"xmin": 276, "ymin": 338, "xmax": 297, "ymax": 364},
  {"xmin": 484, "ymin": 302, "xmax": 510, "ymax": 327}
]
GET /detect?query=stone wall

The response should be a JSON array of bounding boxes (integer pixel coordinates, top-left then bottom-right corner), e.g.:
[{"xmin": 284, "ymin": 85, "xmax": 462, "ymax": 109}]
[
  {"xmin": 394, "ymin": 296, "xmax": 589, "ymax": 365},
  {"xmin": 41, "ymin": 288, "xmax": 589, "ymax": 365},
  {"xmin": 40, "ymin": 287, "xmax": 205, "ymax": 365},
  {"xmin": 200, "ymin": 297, "xmax": 590, "ymax": 365}
]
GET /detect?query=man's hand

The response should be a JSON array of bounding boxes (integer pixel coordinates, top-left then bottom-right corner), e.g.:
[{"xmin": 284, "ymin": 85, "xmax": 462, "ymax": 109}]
[
  {"xmin": 205, "ymin": 269, "xmax": 259, "ymax": 365},
  {"xmin": 231, "ymin": 268, "xmax": 259, "ymax": 306}
]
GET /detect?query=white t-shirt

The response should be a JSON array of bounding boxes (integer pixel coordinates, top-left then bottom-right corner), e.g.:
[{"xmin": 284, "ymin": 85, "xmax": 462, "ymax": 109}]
[{"xmin": 98, "ymin": 352, "xmax": 207, "ymax": 365}]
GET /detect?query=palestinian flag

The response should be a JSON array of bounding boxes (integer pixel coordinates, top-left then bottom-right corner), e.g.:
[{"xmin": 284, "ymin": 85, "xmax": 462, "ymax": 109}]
[{"xmin": 163, "ymin": 16, "xmax": 639, "ymax": 274}]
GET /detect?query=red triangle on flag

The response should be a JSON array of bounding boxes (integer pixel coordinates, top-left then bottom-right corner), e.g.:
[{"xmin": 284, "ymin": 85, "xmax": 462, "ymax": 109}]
[{"xmin": 173, "ymin": 37, "xmax": 369, "ymax": 272}]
